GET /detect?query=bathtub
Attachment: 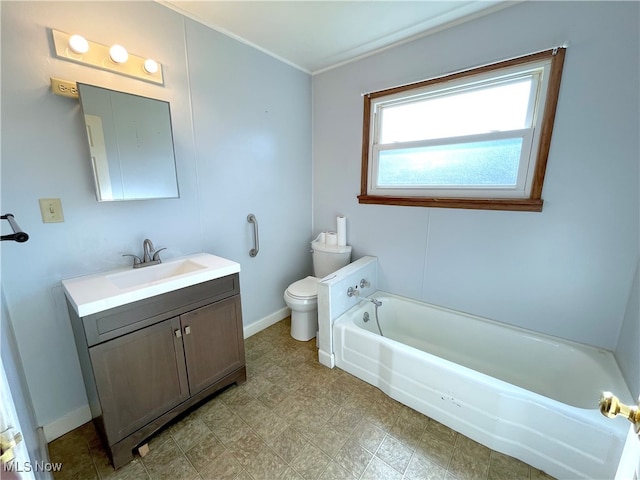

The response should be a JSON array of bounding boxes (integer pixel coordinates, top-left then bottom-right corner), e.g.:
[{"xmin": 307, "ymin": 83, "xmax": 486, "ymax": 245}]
[{"xmin": 333, "ymin": 292, "xmax": 632, "ymax": 479}]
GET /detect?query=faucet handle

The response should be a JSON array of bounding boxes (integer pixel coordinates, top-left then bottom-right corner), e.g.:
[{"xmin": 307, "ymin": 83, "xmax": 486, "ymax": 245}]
[
  {"xmin": 123, "ymin": 254, "xmax": 142, "ymax": 267},
  {"xmin": 152, "ymin": 248, "xmax": 166, "ymax": 262}
]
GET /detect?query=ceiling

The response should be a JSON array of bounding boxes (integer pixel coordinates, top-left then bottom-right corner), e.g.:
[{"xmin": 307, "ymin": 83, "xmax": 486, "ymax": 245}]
[{"xmin": 159, "ymin": 1, "xmax": 512, "ymax": 74}]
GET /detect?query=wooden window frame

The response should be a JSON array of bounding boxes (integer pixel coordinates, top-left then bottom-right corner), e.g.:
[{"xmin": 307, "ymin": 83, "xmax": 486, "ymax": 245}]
[{"xmin": 358, "ymin": 48, "xmax": 566, "ymax": 212}]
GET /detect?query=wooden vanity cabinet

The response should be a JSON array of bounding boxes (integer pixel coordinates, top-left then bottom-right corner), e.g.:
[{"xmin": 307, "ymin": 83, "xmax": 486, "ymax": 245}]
[{"xmin": 67, "ymin": 274, "xmax": 246, "ymax": 469}]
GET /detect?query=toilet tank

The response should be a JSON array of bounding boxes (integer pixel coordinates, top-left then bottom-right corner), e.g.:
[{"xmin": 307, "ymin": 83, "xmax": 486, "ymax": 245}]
[{"xmin": 312, "ymin": 242, "xmax": 352, "ymax": 278}]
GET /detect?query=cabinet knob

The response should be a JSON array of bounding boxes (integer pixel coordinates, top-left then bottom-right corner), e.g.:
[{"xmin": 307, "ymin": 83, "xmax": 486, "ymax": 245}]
[
  {"xmin": 174, "ymin": 329, "xmax": 182, "ymax": 338},
  {"xmin": 184, "ymin": 326, "xmax": 191, "ymax": 335}
]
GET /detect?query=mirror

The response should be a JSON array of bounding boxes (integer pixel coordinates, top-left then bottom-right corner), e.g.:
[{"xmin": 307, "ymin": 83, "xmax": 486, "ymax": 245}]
[{"xmin": 77, "ymin": 83, "xmax": 179, "ymax": 201}]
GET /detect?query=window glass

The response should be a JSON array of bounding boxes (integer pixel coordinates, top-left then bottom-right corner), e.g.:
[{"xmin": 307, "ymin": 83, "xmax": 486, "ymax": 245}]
[
  {"xmin": 359, "ymin": 48, "xmax": 566, "ymax": 211},
  {"xmin": 379, "ymin": 77, "xmax": 535, "ymax": 143},
  {"xmin": 377, "ymin": 137, "xmax": 522, "ymax": 187}
]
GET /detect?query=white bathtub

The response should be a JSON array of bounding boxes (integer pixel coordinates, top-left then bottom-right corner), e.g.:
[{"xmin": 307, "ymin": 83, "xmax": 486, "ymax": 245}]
[{"xmin": 333, "ymin": 292, "xmax": 632, "ymax": 479}]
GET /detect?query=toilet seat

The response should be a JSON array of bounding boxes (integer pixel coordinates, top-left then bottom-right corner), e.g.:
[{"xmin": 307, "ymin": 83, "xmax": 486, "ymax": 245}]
[
  {"xmin": 286, "ymin": 276, "xmax": 318, "ymax": 300},
  {"xmin": 284, "ymin": 240, "xmax": 351, "ymax": 342}
]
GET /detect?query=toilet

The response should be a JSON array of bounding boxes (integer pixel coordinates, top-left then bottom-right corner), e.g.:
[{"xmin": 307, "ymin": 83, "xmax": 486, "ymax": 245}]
[{"xmin": 284, "ymin": 241, "xmax": 352, "ymax": 341}]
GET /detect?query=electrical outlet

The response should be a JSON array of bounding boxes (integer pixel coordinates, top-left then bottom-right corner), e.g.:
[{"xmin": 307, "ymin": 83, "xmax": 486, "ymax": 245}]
[
  {"xmin": 39, "ymin": 198, "xmax": 64, "ymax": 223},
  {"xmin": 50, "ymin": 78, "xmax": 78, "ymax": 99}
]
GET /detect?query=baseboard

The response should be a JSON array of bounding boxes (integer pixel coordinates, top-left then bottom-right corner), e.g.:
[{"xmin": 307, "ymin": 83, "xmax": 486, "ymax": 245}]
[
  {"xmin": 318, "ymin": 349, "xmax": 335, "ymax": 368},
  {"xmin": 243, "ymin": 307, "xmax": 290, "ymax": 339},
  {"xmin": 43, "ymin": 405, "xmax": 91, "ymax": 442}
]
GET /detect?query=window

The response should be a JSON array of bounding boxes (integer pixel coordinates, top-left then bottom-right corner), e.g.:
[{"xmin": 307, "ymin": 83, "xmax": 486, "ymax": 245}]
[{"xmin": 359, "ymin": 48, "xmax": 566, "ymax": 211}]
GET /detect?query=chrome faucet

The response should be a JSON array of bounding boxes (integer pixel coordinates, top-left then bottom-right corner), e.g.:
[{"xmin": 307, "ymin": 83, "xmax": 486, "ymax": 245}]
[
  {"xmin": 347, "ymin": 286, "xmax": 359, "ymax": 297},
  {"xmin": 123, "ymin": 238, "xmax": 166, "ymax": 268},
  {"xmin": 143, "ymin": 239, "xmax": 154, "ymax": 263},
  {"xmin": 359, "ymin": 297, "xmax": 382, "ymax": 307}
]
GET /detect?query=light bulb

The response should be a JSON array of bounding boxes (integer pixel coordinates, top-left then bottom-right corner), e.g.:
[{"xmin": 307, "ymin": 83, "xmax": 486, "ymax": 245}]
[
  {"xmin": 143, "ymin": 58, "xmax": 159, "ymax": 74},
  {"xmin": 68, "ymin": 34, "xmax": 89, "ymax": 54},
  {"xmin": 109, "ymin": 44, "xmax": 128, "ymax": 64}
]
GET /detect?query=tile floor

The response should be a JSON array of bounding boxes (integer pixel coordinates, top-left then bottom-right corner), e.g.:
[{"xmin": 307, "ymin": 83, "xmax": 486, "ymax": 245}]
[{"xmin": 49, "ymin": 317, "xmax": 556, "ymax": 480}]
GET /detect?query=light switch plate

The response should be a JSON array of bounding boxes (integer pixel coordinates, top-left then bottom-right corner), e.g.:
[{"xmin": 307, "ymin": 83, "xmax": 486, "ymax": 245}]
[{"xmin": 39, "ymin": 198, "xmax": 64, "ymax": 223}]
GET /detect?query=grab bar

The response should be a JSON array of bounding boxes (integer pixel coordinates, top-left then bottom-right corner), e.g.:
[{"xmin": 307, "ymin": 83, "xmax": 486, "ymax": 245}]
[
  {"xmin": 247, "ymin": 214, "xmax": 259, "ymax": 257},
  {"xmin": 1, "ymin": 214, "xmax": 29, "ymax": 243}
]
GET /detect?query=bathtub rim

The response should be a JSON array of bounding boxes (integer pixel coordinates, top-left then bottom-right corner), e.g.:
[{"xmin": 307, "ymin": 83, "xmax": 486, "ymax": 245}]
[
  {"xmin": 362, "ymin": 290, "xmax": 629, "ymax": 370},
  {"xmin": 337, "ymin": 290, "xmax": 633, "ymax": 409}
]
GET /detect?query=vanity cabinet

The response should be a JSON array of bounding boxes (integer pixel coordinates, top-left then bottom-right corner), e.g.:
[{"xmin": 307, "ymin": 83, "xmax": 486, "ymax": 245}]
[{"xmin": 67, "ymin": 273, "xmax": 245, "ymax": 469}]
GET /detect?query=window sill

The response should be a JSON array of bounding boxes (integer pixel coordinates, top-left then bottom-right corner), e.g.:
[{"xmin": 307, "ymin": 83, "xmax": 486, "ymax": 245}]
[{"xmin": 357, "ymin": 195, "xmax": 543, "ymax": 212}]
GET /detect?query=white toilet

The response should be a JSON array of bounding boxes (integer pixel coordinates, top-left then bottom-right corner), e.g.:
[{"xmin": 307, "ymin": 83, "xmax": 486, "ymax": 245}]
[{"xmin": 284, "ymin": 241, "xmax": 352, "ymax": 341}]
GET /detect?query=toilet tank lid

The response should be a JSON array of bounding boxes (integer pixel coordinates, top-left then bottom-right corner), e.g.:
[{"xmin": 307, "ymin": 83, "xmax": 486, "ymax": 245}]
[{"xmin": 311, "ymin": 242, "xmax": 352, "ymax": 254}]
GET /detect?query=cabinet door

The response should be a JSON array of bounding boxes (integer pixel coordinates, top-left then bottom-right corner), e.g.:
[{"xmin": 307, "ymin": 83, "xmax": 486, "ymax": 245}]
[
  {"xmin": 181, "ymin": 296, "xmax": 245, "ymax": 395},
  {"xmin": 89, "ymin": 317, "xmax": 189, "ymax": 444}
]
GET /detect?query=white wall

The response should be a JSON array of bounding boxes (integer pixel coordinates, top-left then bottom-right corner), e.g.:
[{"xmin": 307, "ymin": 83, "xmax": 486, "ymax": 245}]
[
  {"xmin": 313, "ymin": 1, "xmax": 639, "ymax": 351},
  {"xmin": 616, "ymin": 260, "xmax": 640, "ymax": 398},
  {"xmin": 185, "ymin": 21, "xmax": 312, "ymax": 326},
  {"xmin": 1, "ymin": 1, "xmax": 311, "ymax": 433}
]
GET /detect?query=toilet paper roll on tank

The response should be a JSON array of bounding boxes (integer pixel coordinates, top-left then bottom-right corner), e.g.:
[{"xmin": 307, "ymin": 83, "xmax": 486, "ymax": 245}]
[{"xmin": 313, "ymin": 215, "xmax": 347, "ymax": 247}]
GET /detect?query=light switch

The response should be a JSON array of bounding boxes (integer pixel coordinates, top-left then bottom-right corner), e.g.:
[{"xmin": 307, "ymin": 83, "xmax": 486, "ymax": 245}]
[{"xmin": 39, "ymin": 198, "xmax": 64, "ymax": 223}]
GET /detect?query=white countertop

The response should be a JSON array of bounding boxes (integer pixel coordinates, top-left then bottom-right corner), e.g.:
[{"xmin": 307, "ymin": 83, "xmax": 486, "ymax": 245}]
[{"xmin": 62, "ymin": 253, "xmax": 241, "ymax": 317}]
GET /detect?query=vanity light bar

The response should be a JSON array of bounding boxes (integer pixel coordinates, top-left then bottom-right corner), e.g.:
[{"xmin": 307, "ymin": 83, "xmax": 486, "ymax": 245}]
[{"xmin": 51, "ymin": 29, "xmax": 164, "ymax": 85}]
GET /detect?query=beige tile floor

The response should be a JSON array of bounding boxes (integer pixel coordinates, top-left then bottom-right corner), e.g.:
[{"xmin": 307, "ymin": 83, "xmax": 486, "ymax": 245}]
[{"xmin": 49, "ymin": 317, "xmax": 556, "ymax": 480}]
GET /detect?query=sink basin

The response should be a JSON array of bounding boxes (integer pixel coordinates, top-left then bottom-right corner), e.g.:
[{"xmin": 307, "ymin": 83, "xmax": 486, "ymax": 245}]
[
  {"xmin": 107, "ymin": 259, "xmax": 206, "ymax": 289},
  {"xmin": 62, "ymin": 253, "xmax": 241, "ymax": 317}
]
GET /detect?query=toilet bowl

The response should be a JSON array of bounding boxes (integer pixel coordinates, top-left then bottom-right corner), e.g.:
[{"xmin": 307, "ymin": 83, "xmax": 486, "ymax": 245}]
[
  {"xmin": 284, "ymin": 276, "xmax": 319, "ymax": 341},
  {"xmin": 284, "ymin": 242, "xmax": 351, "ymax": 341}
]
